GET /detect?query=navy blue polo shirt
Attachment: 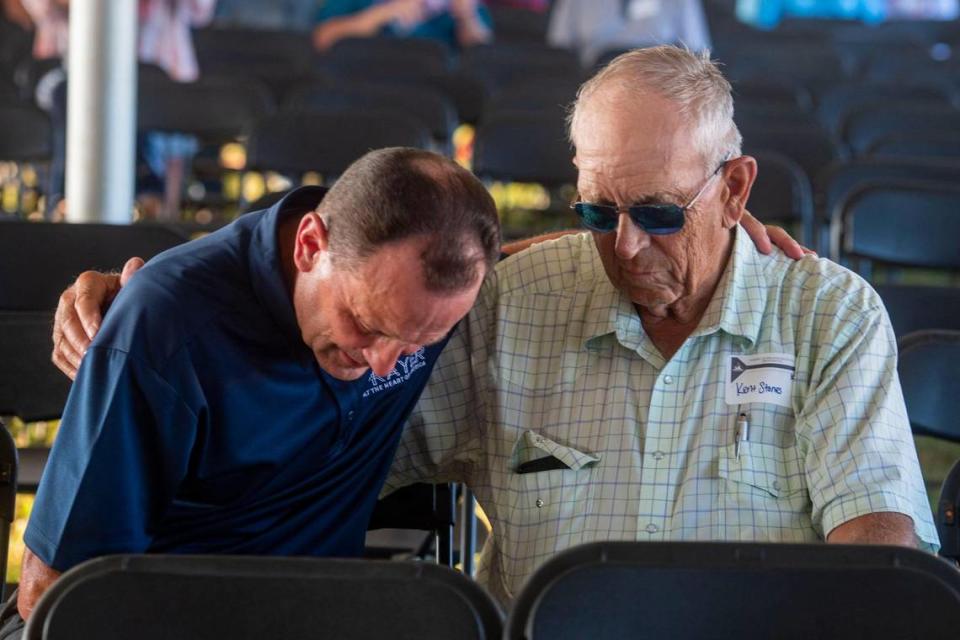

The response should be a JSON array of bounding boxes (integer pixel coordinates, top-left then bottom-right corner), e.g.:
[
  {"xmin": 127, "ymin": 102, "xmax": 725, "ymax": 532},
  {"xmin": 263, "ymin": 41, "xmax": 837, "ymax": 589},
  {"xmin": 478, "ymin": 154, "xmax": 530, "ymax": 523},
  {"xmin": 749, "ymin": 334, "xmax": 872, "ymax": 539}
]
[{"xmin": 25, "ymin": 187, "xmax": 451, "ymax": 571}]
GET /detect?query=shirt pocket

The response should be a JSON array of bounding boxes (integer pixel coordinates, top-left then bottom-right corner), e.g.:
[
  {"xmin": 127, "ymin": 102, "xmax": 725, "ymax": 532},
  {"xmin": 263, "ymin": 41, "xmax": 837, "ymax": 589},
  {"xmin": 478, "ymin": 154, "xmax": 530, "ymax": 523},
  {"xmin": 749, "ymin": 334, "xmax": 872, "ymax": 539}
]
[
  {"xmin": 498, "ymin": 432, "xmax": 600, "ymax": 596},
  {"xmin": 717, "ymin": 410, "xmax": 813, "ymax": 541}
]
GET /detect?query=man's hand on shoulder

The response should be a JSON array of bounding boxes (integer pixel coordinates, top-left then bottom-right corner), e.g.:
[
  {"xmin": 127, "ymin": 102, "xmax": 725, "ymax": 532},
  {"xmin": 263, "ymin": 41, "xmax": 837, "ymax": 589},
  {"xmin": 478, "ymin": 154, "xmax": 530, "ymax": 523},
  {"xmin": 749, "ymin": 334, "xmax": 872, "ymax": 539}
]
[
  {"xmin": 52, "ymin": 257, "xmax": 143, "ymax": 380},
  {"xmin": 740, "ymin": 209, "xmax": 813, "ymax": 260}
]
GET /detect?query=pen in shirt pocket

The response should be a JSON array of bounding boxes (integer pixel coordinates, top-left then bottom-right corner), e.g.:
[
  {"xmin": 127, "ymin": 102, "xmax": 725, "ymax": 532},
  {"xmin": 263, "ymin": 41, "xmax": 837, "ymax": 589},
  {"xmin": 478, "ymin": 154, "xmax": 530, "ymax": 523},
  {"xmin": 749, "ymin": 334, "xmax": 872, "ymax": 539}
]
[{"xmin": 735, "ymin": 411, "xmax": 750, "ymax": 459}]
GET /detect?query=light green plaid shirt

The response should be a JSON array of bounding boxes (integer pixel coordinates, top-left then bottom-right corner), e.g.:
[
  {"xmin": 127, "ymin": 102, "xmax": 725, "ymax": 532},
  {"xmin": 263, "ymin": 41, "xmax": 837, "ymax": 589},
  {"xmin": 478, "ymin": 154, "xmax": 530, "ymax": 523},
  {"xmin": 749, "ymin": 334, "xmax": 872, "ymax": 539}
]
[{"xmin": 386, "ymin": 227, "xmax": 939, "ymax": 603}]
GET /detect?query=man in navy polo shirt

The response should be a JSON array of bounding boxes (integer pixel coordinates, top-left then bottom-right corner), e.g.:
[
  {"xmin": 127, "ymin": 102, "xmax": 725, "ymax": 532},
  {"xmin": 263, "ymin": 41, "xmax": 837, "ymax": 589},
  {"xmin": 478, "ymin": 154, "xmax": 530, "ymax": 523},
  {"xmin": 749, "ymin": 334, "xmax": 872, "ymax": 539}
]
[{"xmin": 10, "ymin": 147, "xmax": 500, "ymax": 629}]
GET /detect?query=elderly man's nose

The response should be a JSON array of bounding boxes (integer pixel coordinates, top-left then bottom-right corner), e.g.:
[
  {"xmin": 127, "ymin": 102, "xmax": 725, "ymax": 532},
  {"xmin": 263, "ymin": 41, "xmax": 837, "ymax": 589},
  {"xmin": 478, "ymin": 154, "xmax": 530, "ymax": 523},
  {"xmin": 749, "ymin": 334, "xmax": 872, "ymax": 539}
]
[{"xmin": 614, "ymin": 212, "xmax": 650, "ymax": 259}]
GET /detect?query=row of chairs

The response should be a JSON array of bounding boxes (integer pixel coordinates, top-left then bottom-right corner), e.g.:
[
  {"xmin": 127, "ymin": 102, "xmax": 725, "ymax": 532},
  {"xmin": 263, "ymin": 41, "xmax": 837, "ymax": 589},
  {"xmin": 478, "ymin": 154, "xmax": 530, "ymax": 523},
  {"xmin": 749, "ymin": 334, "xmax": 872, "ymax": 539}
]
[{"xmin": 19, "ymin": 540, "xmax": 960, "ymax": 639}]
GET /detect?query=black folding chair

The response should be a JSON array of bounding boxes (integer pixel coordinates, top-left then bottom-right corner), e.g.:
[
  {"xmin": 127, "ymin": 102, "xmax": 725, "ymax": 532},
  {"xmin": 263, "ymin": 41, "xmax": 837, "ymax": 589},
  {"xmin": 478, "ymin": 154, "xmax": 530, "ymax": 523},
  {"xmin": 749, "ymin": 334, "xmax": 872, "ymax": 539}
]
[
  {"xmin": 830, "ymin": 181, "xmax": 960, "ymax": 276},
  {"xmin": 0, "ymin": 221, "xmax": 188, "ymax": 312},
  {"xmin": 367, "ymin": 483, "xmax": 457, "ymax": 567},
  {"xmin": 815, "ymin": 158, "xmax": 960, "ymax": 255},
  {"xmin": 939, "ymin": 457, "xmax": 960, "ymax": 564},
  {"xmin": 0, "ymin": 421, "xmax": 16, "ymax": 600},
  {"xmin": 898, "ymin": 330, "xmax": 960, "ymax": 444},
  {"xmin": 866, "ymin": 133, "xmax": 960, "ymax": 162},
  {"xmin": 740, "ymin": 123, "xmax": 841, "ymax": 188},
  {"xmin": 507, "ymin": 541, "xmax": 960, "ymax": 640},
  {"xmin": 842, "ymin": 104, "xmax": 960, "ymax": 157},
  {"xmin": 24, "ymin": 555, "xmax": 503, "ymax": 640},
  {"xmin": 245, "ymin": 111, "xmax": 432, "ymax": 180},
  {"xmin": 284, "ymin": 81, "xmax": 457, "ymax": 151},
  {"xmin": 748, "ymin": 150, "xmax": 815, "ymax": 247},
  {"xmin": 732, "ymin": 77, "xmax": 813, "ymax": 111},
  {"xmin": 875, "ymin": 285, "xmax": 960, "ymax": 338},
  {"xmin": 473, "ymin": 110, "xmax": 575, "ymax": 187},
  {"xmin": 487, "ymin": 6, "xmax": 550, "ymax": 44},
  {"xmin": 0, "ymin": 105, "xmax": 50, "ymax": 164},
  {"xmin": 816, "ymin": 82, "xmax": 954, "ymax": 136},
  {"xmin": 325, "ymin": 36, "xmax": 450, "ymax": 72},
  {"xmin": 461, "ymin": 44, "xmax": 581, "ymax": 92},
  {"xmin": 138, "ymin": 75, "xmax": 276, "ymax": 143}
]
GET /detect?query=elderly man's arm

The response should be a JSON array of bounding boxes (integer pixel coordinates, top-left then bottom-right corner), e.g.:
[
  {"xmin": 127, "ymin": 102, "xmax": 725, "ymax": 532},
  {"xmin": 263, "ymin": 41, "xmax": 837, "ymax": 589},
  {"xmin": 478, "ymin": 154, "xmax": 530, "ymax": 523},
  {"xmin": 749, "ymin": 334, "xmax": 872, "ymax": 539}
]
[
  {"xmin": 827, "ymin": 513, "xmax": 918, "ymax": 547},
  {"xmin": 17, "ymin": 547, "xmax": 61, "ymax": 620}
]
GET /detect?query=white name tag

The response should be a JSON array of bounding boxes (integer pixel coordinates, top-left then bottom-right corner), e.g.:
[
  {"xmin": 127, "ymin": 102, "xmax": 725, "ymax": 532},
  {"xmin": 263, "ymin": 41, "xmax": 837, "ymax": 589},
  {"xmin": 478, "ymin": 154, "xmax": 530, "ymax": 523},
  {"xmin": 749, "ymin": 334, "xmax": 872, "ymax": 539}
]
[
  {"xmin": 627, "ymin": 0, "xmax": 662, "ymax": 20},
  {"xmin": 725, "ymin": 352, "xmax": 795, "ymax": 408}
]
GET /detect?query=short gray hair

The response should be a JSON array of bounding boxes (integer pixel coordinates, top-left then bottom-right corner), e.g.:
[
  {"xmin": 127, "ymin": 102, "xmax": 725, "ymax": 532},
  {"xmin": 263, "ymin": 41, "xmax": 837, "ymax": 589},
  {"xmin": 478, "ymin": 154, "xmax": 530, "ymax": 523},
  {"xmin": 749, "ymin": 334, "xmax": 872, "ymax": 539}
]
[
  {"xmin": 569, "ymin": 45, "xmax": 742, "ymax": 171},
  {"xmin": 319, "ymin": 147, "xmax": 500, "ymax": 294}
]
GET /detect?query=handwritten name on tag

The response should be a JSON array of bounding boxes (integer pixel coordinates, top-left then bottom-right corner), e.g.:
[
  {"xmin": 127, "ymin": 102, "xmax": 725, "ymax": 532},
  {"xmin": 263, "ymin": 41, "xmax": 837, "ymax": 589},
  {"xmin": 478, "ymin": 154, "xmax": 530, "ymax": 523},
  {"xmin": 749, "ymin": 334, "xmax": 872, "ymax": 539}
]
[{"xmin": 725, "ymin": 352, "xmax": 795, "ymax": 408}]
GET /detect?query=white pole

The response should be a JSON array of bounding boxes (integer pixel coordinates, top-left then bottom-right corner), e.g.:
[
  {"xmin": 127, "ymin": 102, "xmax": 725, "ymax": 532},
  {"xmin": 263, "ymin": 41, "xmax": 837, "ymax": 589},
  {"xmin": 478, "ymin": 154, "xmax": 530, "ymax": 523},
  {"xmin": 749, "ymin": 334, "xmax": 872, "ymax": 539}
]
[{"xmin": 65, "ymin": 0, "xmax": 137, "ymax": 223}]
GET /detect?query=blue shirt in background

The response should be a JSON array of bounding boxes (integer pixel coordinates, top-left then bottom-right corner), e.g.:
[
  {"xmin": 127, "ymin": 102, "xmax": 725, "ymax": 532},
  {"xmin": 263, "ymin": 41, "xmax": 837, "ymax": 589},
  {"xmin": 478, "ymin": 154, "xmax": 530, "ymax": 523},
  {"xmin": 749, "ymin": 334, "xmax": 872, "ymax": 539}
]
[
  {"xmin": 317, "ymin": 0, "xmax": 493, "ymax": 48},
  {"xmin": 736, "ymin": 0, "xmax": 887, "ymax": 29},
  {"xmin": 25, "ymin": 186, "xmax": 451, "ymax": 571}
]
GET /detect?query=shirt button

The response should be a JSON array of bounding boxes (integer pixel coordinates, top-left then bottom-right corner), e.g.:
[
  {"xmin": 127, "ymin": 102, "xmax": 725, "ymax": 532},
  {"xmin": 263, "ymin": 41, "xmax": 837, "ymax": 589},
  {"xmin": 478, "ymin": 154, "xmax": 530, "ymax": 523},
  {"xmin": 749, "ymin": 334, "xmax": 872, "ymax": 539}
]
[
  {"xmin": 645, "ymin": 523, "xmax": 659, "ymax": 534},
  {"xmin": 535, "ymin": 436, "xmax": 544, "ymax": 444},
  {"xmin": 536, "ymin": 499, "xmax": 544, "ymax": 508},
  {"xmin": 652, "ymin": 451, "xmax": 665, "ymax": 461},
  {"xmin": 347, "ymin": 410, "xmax": 355, "ymax": 421},
  {"xmin": 663, "ymin": 375, "xmax": 674, "ymax": 385},
  {"xmin": 772, "ymin": 480, "xmax": 782, "ymax": 492}
]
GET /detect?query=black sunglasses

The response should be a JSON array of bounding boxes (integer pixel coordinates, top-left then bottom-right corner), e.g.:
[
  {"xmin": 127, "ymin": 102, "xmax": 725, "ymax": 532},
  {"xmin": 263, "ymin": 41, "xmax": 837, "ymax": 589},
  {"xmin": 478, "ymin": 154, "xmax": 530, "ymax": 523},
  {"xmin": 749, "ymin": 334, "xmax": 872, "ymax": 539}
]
[{"xmin": 571, "ymin": 161, "xmax": 728, "ymax": 235}]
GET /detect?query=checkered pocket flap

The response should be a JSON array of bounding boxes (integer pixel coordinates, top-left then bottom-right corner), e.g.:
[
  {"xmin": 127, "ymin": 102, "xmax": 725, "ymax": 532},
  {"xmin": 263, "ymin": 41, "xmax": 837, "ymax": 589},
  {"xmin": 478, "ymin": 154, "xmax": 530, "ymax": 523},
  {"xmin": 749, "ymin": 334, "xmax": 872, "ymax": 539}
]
[{"xmin": 511, "ymin": 430, "xmax": 601, "ymax": 471}]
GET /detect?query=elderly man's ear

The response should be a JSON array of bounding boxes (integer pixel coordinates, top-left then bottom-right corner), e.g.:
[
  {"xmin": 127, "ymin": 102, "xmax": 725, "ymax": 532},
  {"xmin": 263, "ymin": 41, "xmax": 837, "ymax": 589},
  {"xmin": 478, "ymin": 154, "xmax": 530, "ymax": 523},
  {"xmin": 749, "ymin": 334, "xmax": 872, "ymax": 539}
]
[{"xmin": 719, "ymin": 156, "xmax": 758, "ymax": 229}]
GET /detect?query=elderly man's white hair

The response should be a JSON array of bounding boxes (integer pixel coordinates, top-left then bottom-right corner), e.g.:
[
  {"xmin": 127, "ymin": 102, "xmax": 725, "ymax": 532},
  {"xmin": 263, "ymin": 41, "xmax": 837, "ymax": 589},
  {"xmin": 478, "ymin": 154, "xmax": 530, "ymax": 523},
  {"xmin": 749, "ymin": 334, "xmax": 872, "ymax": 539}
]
[{"xmin": 568, "ymin": 45, "xmax": 743, "ymax": 172}]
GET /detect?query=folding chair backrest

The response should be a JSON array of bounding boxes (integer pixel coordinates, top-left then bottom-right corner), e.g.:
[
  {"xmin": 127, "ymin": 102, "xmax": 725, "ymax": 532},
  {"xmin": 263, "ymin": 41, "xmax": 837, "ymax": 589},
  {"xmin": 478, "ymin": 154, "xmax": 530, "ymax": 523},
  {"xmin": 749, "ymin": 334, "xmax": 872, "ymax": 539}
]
[
  {"xmin": 875, "ymin": 285, "xmax": 960, "ymax": 338},
  {"xmin": 898, "ymin": 330, "xmax": 960, "ymax": 443},
  {"xmin": 0, "ymin": 421, "xmax": 16, "ymax": 599},
  {"xmin": 747, "ymin": 150, "xmax": 814, "ymax": 246},
  {"xmin": 0, "ymin": 311, "xmax": 70, "ymax": 422},
  {"xmin": 939, "ymin": 457, "xmax": 960, "ymax": 563},
  {"xmin": 507, "ymin": 541, "xmax": 960, "ymax": 640},
  {"xmin": 842, "ymin": 104, "xmax": 960, "ymax": 157},
  {"xmin": 284, "ymin": 81, "xmax": 457, "ymax": 147},
  {"xmin": 25, "ymin": 555, "xmax": 503, "ymax": 640},
  {"xmin": 473, "ymin": 110, "xmax": 576, "ymax": 186},
  {"xmin": 0, "ymin": 104, "xmax": 51, "ymax": 162},
  {"xmin": 245, "ymin": 111, "xmax": 432, "ymax": 177},
  {"xmin": 138, "ymin": 75, "xmax": 276, "ymax": 142},
  {"xmin": 832, "ymin": 181, "xmax": 960, "ymax": 270},
  {"xmin": 740, "ymin": 123, "xmax": 840, "ymax": 186},
  {"xmin": 0, "ymin": 221, "xmax": 189, "ymax": 311}
]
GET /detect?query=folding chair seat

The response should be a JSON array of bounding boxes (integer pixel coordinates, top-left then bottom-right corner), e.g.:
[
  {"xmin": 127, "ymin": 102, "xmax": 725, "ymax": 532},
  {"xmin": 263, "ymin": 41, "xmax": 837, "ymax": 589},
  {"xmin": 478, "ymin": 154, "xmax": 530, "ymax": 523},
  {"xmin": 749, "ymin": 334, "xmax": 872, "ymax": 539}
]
[
  {"xmin": 473, "ymin": 109, "xmax": 576, "ymax": 186},
  {"xmin": 245, "ymin": 111, "xmax": 432, "ymax": 178},
  {"xmin": 507, "ymin": 541, "xmax": 960, "ymax": 640},
  {"xmin": 842, "ymin": 104, "xmax": 960, "ymax": 157},
  {"xmin": 898, "ymin": 330, "xmax": 960, "ymax": 444},
  {"xmin": 816, "ymin": 82, "xmax": 955, "ymax": 136},
  {"xmin": 284, "ymin": 81, "xmax": 457, "ymax": 150},
  {"xmin": 24, "ymin": 555, "xmax": 503, "ymax": 640},
  {"xmin": 830, "ymin": 181, "xmax": 960, "ymax": 273},
  {"xmin": 740, "ymin": 123, "xmax": 841, "ymax": 186},
  {"xmin": 746, "ymin": 150, "xmax": 814, "ymax": 246}
]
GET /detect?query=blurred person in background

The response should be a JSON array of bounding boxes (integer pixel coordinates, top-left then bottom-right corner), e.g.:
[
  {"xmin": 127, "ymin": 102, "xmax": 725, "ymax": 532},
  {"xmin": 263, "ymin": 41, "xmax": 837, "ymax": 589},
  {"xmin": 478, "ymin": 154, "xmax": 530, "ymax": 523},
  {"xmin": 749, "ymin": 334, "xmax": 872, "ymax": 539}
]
[
  {"xmin": 736, "ymin": 0, "xmax": 958, "ymax": 29},
  {"xmin": 21, "ymin": 0, "xmax": 216, "ymax": 220},
  {"xmin": 548, "ymin": 0, "xmax": 711, "ymax": 67},
  {"xmin": 313, "ymin": 0, "xmax": 492, "ymax": 51},
  {"xmin": 212, "ymin": 0, "xmax": 322, "ymax": 30}
]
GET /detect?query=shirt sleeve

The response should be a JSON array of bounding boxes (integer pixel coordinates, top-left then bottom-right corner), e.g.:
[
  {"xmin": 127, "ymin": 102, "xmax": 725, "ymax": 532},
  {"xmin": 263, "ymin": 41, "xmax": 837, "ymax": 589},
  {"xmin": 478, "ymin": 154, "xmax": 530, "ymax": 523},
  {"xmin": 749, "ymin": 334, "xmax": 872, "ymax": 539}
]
[
  {"xmin": 797, "ymin": 301, "xmax": 939, "ymax": 552},
  {"xmin": 24, "ymin": 346, "xmax": 200, "ymax": 571},
  {"xmin": 382, "ymin": 275, "xmax": 497, "ymax": 496}
]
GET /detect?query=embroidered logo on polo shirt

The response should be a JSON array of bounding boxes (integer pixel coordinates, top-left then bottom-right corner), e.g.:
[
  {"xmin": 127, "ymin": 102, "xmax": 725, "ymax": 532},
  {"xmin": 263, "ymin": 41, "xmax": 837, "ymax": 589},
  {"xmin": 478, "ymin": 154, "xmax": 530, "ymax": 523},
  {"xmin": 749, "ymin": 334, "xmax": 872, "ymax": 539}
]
[{"xmin": 362, "ymin": 347, "xmax": 428, "ymax": 398}]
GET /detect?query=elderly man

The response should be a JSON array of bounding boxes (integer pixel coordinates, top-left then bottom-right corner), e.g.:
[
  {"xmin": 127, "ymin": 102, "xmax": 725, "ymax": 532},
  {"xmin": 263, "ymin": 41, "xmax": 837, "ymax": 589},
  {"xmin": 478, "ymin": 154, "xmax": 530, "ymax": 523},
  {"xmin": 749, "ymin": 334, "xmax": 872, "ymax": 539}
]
[
  {"xmin": 8, "ymin": 147, "xmax": 499, "ymax": 632},
  {"xmin": 383, "ymin": 46, "xmax": 937, "ymax": 602}
]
